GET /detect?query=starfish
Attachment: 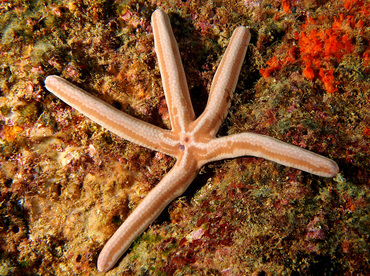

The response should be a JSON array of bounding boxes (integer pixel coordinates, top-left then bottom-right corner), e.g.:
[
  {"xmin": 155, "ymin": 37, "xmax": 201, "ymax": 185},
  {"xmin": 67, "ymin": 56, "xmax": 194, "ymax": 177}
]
[{"xmin": 44, "ymin": 9, "xmax": 339, "ymax": 272}]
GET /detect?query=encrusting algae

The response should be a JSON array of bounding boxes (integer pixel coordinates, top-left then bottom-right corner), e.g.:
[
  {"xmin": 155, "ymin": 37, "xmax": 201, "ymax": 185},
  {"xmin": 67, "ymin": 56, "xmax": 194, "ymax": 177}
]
[{"xmin": 0, "ymin": 0, "xmax": 369, "ymax": 275}]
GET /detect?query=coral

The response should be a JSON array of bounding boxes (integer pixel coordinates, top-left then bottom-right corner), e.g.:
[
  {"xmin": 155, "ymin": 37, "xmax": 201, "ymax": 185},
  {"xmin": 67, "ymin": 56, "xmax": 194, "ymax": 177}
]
[{"xmin": 260, "ymin": 0, "xmax": 370, "ymax": 94}]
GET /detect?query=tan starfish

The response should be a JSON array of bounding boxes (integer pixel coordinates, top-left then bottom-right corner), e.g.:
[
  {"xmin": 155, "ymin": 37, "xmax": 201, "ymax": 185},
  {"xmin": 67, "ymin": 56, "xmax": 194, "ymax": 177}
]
[{"xmin": 45, "ymin": 9, "xmax": 339, "ymax": 272}]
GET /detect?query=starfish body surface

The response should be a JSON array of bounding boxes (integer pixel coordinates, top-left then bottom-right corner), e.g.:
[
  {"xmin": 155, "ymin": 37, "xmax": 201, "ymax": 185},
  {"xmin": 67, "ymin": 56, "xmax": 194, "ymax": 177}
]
[{"xmin": 45, "ymin": 9, "xmax": 339, "ymax": 272}]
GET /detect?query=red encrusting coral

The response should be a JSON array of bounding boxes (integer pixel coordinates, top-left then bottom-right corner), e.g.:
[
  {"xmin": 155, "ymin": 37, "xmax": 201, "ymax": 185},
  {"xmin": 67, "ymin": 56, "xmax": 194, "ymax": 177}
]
[
  {"xmin": 260, "ymin": 0, "xmax": 370, "ymax": 93},
  {"xmin": 282, "ymin": 0, "xmax": 291, "ymax": 13}
]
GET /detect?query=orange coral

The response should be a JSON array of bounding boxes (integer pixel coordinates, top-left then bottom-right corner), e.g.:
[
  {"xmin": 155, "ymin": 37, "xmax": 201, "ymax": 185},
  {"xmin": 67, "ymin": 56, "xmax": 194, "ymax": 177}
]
[
  {"xmin": 363, "ymin": 48, "xmax": 370, "ymax": 67},
  {"xmin": 295, "ymin": 14, "xmax": 359, "ymax": 93},
  {"xmin": 302, "ymin": 65, "xmax": 315, "ymax": 80},
  {"xmin": 260, "ymin": 0, "xmax": 369, "ymax": 94},
  {"xmin": 259, "ymin": 46, "xmax": 297, "ymax": 78},
  {"xmin": 282, "ymin": 0, "xmax": 291, "ymax": 13},
  {"xmin": 364, "ymin": 127, "xmax": 370, "ymax": 137}
]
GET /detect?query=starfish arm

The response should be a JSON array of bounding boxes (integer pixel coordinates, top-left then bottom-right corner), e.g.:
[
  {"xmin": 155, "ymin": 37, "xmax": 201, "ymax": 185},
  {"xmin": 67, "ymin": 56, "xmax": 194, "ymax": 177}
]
[
  {"xmin": 193, "ymin": 27, "xmax": 251, "ymax": 136},
  {"xmin": 198, "ymin": 133, "xmax": 339, "ymax": 178},
  {"xmin": 97, "ymin": 153, "xmax": 199, "ymax": 272},
  {"xmin": 45, "ymin": 75, "xmax": 177, "ymax": 156},
  {"xmin": 152, "ymin": 9, "xmax": 195, "ymax": 133}
]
